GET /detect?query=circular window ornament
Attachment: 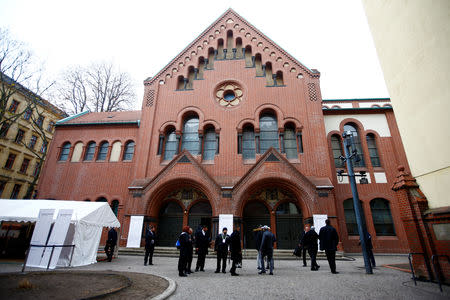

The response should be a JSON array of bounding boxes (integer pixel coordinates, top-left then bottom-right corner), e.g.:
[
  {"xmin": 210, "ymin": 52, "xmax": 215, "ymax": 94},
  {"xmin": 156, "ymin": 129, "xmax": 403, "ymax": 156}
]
[{"xmin": 215, "ymin": 82, "xmax": 243, "ymax": 107}]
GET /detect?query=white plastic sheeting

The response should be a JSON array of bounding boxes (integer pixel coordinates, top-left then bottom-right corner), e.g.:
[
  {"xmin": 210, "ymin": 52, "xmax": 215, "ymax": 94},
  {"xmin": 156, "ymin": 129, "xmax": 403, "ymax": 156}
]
[{"xmin": 0, "ymin": 199, "xmax": 120, "ymax": 267}]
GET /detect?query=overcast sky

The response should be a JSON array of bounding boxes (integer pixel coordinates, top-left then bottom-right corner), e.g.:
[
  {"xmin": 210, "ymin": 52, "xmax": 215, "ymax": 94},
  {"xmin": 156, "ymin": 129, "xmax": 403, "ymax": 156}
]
[{"xmin": 0, "ymin": 0, "xmax": 389, "ymax": 110}]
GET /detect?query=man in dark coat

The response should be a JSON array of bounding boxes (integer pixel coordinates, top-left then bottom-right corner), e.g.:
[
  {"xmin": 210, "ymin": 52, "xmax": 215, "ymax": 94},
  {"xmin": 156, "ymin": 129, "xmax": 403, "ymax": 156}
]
[
  {"xmin": 186, "ymin": 227, "xmax": 194, "ymax": 274},
  {"xmin": 254, "ymin": 226, "xmax": 263, "ymax": 270},
  {"xmin": 298, "ymin": 226, "xmax": 308, "ymax": 267},
  {"xmin": 259, "ymin": 226, "xmax": 276, "ymax": 275},
  {"xmin": 359, "ymin": 231, "xmax": 376, "ymax": 267},
  {"xmin": 105, "ymin": 228, "xmax": 117, "ymax": 262},
  {"xmin": 214, "ymin": 227, "xmax": 230, "ymax": 273},
  {"xmin": 229, "ymin": 226, "xmax": 242, "ymax": 276},
  {"xmin": 178, "ymin": 226, "xmax": 191, "ymax": 277},
  {"xmin": 144, "ymin": 225, "xmax": 156, "ymax": 266},
  {"xmin": 195, "ymin": 225, "xmax": 210, "ymax": 272},
  {"xmin": 319, "ymin": 219, "xmax": 340, "ymax": 274},
  {"xmin": 302, "ymin": 225, "xmax": 320, "ymax": 271}
]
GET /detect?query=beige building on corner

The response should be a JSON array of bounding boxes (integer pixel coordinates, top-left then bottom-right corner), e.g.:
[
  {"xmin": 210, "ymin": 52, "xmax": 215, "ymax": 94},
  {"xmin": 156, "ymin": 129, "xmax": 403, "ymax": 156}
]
[
  {"xmin": 0, "ymin": 73, "xmax": 67, "ymax": 199},
  {"xmin": 362, "ymin": 0, "xmax": 450, "ymax": 280}
]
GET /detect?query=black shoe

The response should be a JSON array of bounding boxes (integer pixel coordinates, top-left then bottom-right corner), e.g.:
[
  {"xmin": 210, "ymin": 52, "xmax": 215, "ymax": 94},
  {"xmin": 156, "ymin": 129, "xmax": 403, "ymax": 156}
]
[
  {"xmin": 269, "ymin": 272, "xmax": 273, "ymax": 275},
  {"xmin": 257, "ymin": 267, "xmax": 262, "ymax": 270},
  {"xmin": 186, "ymin": 270, "xmax": 191, "ymax": 274},
  {"xmin": 258, "ymin": 271, "xmax": 266, "ymax": 275},
  {"xmin": 215, "ymin": 270, "xmax": 220, "ymax": 273},
  {"xmin": 179, "ymin": 273, "xmax": 187, "ymax": 277},
  {"xmin": 331, "ymin": 271, "xmax": 339, "ymax": 274},
  {"xmin": 222, "ymin": 270, "xmax": 226, "ymax": 274},
  {"xmin": 200, "ymin": 269, "xmax": 205, "ymax": 272},
  {"xmin": 317, "ymin": 265, "xmax": 320, "ymax": 269},
  {"xmin": 303, "ymin": 265, "xmax": 307, "ymax": 267},
  {"xmin": 231, "ymin": 273, "xmax": 239, "ymax": 276},
  {"xmin": 195, "ymin": 267, "xmax": 199, "ymax": 272},
  {"xmin": 144, "ymin": 263, "xmax": 147, "ymax": 266},
  {"xmin": 149, "ymin": 263, "xmax": 153, "ymax": 265},
  {"xmin": 311, "ymin": 268, "xmax": 318, "ymax": 271}
]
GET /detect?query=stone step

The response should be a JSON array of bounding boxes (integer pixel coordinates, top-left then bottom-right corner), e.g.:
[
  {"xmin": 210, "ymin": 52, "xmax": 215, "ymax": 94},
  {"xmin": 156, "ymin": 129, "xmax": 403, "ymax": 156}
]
[{"xmin": 116, "ymin": 247, "xmax": 346, "ymax": 260}]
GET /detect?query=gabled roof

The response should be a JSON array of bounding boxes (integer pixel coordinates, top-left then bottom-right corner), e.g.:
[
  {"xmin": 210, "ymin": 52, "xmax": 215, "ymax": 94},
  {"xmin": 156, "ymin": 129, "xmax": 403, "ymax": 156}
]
[
  {"xmin": 56, "ymin": 110, "xmax": 141, "ymax": 126},
  {"xmin": 144, "ymin": 8, "xmax": 319, "ymax": 86}
]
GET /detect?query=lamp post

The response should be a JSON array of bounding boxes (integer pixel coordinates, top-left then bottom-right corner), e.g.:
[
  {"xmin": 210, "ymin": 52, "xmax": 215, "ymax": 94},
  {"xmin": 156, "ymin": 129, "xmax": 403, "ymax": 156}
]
[{"xmin": 341, "ymin": 131, "xmax": 373, "ymax": 274}]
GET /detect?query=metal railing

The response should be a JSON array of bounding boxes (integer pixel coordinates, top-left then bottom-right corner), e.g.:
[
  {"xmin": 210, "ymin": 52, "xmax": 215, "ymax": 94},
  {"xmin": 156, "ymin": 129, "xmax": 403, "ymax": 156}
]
[
  {"xmin": 431, "ymin": 254, "xmax": 450, "ymax": 292},
  {"xmin": 407, "ymin": 252, "xmax": 429, "ymax": 285},
  {"xmin": 22, "ymin": 244, "xmax": 75, "ymax": 272}
]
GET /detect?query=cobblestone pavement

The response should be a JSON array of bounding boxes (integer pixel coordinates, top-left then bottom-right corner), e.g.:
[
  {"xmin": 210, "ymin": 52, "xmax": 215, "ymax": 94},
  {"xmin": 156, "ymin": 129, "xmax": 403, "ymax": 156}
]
[{"xmin": 1, "ymin": 255, "xmax": 448, "ymax": 299}]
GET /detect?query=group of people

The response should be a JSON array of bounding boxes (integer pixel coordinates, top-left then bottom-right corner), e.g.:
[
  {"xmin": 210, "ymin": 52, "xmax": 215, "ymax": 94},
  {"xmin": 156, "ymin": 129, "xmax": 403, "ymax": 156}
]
[{"xmin": 177, "ymin": 225, "xmax": 242, "ymax": 277}]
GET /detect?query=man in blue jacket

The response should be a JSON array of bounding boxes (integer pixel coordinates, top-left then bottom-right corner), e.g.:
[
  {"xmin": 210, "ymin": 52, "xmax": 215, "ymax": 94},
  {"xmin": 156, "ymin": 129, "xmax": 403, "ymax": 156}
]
[{"xmin": 259, "ymin": 226, "xmax": 276, "ymax": 275}]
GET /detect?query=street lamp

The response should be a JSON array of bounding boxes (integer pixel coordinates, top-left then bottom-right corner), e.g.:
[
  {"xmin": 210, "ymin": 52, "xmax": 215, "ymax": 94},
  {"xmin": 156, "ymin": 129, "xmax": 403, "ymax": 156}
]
[{"xmin": 340, "ymin": 130, "xmax": 373, "ymax": 274}]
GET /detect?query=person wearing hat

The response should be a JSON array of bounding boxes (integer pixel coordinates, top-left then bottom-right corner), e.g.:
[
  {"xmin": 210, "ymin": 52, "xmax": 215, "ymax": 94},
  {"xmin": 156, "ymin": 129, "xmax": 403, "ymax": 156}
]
[
  {"xmin": 195, "ymin": 224, "xmax": 210, "ymax": 272},
  {"xmin": 259, "ymin": 226, "xmax": 276, "ymax": 275},
  {"xmin": 214, "ymin": 227, "xmax": 230, "ymax": 273}
]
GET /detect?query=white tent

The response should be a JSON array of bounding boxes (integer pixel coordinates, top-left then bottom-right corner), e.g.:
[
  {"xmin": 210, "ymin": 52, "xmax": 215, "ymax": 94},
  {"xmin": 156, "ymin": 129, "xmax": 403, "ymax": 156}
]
[{"xmin": 0, "ymin": 199, "xmax": 120, "ymax": 267}]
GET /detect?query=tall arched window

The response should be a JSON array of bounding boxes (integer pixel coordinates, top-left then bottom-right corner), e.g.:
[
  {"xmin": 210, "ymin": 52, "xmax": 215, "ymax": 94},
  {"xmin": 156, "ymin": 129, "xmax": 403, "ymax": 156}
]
[
  {"xmin": 123, "ymin": 141, "xmax": 135, "ymax": 161},
  {"xmin": 242, "ymin": 125, "xmax": 256, "ymax": 159},
  {"xmin": 181, "ymin": 116, "xmax": 200, "ymax": 155},
  {"xmin": 343, "ymin": 123, "xmax": 365, "ymax": 167},
  {"xmin": 97, "ymin": 141, "xmax": 109, "ymax": 161},
  {"xmin": 331, "ymin": 134, "xmax": 345, "ymax": 168},
  {"xmin": 96, "ymin": 197, "xmax": 107, "ymax": 202},
  {"xmin": 164, "ymin": 129, "xmax": 178, "ymax": 160},
  {"xmin": 366, "ymin": 133, "xmax": 381, "ymax": 167},
  {"xmin": 284, "ymin": 124, "xmax": 297, "ymax": 159},
  {"xmin": 59, "ymin": 142, "xmax": 71, "ymax": 161},
  {"xmin": 370, "ymin": 198, "xmax": 395, "ymax": 236},
  {"xmin": 255, "ymin": 54, "xmax": 263, "ymax": 76},
  {"xmin": 259, "ymin": 112, "xmax": 279, "ymax": 153},
  {"xmin": 84, "ymin": 142, "xmax": 96, "ymax": 161},
  {"xmin": 111, "ymin": 200, "xmax": 119, "ymax": 216},
  {"xmin": 343, "ymin": 199, "xmax": 359, "ymax": 236},
  {"xmin": 203, "ymin": 127, "xmax": 217, "ymax": 160},
  {"xmin": 244, "ymin": 45, "xmax": 253, "ymax": 67}
]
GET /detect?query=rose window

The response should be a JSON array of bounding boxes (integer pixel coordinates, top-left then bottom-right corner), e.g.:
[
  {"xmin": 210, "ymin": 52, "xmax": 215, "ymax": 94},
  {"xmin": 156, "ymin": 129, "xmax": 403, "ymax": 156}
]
[{"xmin": 215, "ymin": 82, "xmax": 243, "ymax": 107}]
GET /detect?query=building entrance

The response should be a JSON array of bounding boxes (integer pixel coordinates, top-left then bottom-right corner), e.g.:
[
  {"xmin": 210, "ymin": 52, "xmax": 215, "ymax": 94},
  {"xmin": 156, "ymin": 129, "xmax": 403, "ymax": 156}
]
[
  {"xmin": 243, "ymin": 202, "xmax": 270, "ymax": 249},
  {"xmin": 188, "ymin": 201, "xmax": 212, "ymax": 233},
  {"xmin": 275, "ymin": 202, "xmax": 303, "ymax": 249},
  {"xmin": 158, "ymin": 202, "xmax": 183, "ymax": 246}
]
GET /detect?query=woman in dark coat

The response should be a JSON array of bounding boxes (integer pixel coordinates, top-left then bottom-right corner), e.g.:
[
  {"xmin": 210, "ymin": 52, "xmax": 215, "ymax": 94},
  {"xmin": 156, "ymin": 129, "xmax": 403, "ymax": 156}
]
[{"xmin": 178, "ymin": 226, "xmax": 191, "ymax": 277}]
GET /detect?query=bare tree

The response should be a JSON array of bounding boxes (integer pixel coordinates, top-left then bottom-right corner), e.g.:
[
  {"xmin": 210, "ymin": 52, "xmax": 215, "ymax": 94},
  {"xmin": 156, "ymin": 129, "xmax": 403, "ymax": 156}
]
[{"xmin": 55, "ymin": 62, "xmax": 135, "ymax": 114}]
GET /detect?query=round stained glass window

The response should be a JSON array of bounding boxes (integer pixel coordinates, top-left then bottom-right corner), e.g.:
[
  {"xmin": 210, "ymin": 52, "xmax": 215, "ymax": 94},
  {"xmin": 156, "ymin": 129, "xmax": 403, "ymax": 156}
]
[{"xmin": 214, "ymin": 81, "xmax": 243, "ymax": 107}]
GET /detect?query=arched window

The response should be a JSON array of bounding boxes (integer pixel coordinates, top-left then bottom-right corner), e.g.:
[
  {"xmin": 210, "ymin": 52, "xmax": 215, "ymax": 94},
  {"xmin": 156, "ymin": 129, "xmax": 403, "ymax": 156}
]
[
  {"xmin": 242, "ymin": 125, "xmax": 256, "ymax": 159},
  {"xmin": 111, "ymin": 200, "xmax": 119, "ymax": 216},
  {"xmin": 59, "ymin": 142, "xmax": 71, "ymax": 161},
  {"xmin": 331, "ymin": 134, "xmax": 345, "ymax": 168},
  {"xmin": 235, "ymin": 37, "xmax": 243, "ymax": 58},
  {"xmin": 177, "ymin": 75, "xmax": 185, "ymax": 90},
  {"xmin": 259, "ymin": 112, "xmax": 279, "ymax": 152},
  {"xmin": 275, "ymin": 71, "xmax": 284, "ymax": 86},
  {"xmin": 164, "ymin": 128, "xmax": 178, "ymax": 160},
  {"xmin": 366, "ymin": 133, "xmax": 381, "ymax": 167},
  {"xmin": 284, "ymin": 124, "xmax": 297, "ymax": 159},
  {"xmin": 343, "ymin": 199, "xmax": 359, "ymax": 236},
  {"xmin": 265, "ymin": 62, "xmax": 274, "ymax": 86},
  {"xmin": 84, "ymin": 142, "xmax": 96, "ymax": 161},
  {"xmin": 197, "ymin": 57, "xmax": 205, "ymax": 79},
  {"xmin": 343, "ymin": 123, "xmax": 365, "ymax": 167},
  {"xmin": 123, "ymin": 141, "xmax": 135, "ymax": 161},
  {"xmin": 186, "ymin": 66, "xmax": 195, "ymax": 89},
  {"xmin": 71, "ymin": 142, "xmax": 83, "ymax": 162},
  {"xmin": 109, "ymin": 141, "xmax": 122, "ymax": 162},
  {"xmin": 217, "ymin": 39, "xmax": 224, "ymax": 59},
  {"xmin": 226, "ymin": 30, "xmax": 233, "ymax": 59},
  {"xmin": 96, "ymin": 197, "xmax": 107, "ymax": 202},
  {"xmin": 203, "ymin": 127, "xmax": 217, "ymax": 160},
  {"xmin": 97, "ymin": 141, "xmax": 109, "ymax": 161},
  {"xmin": 244, "ymin": 45, "xmax": 253, "ymax": 67},
  {"xmin": 207, "ymin": 48, "xmax": 215, "ymax": 69},
  {"xmin": 181, "ymin": 116, "xmax": 200, "ymax": 155},
  {"xmin": 255, "ymin": 54, "xmax": 263, "ymax": 76},
  {"xmin": 370, "ymin": 198, "xmax": 395, "ymax": 236}
]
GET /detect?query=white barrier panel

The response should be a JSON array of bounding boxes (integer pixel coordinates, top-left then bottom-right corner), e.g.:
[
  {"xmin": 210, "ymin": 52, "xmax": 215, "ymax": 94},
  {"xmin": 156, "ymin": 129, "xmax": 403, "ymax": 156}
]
[
  {"xmin": 41, "ymin": 209, "xmax": 73, "ymax": 269},
  {"xmin": 313, "ymin": 214, "xmax": 328, "ymax": 250},
  {"xmin": 126, "ymin": 216, "xmax": 144, "ymax": 248},
  {"xmin": 26, "ymin": 209, "xmax": 55, "ymax": 267},
  {"xmin": 218, "ymin": 214, "xmax": 233, "ymax": 235}
]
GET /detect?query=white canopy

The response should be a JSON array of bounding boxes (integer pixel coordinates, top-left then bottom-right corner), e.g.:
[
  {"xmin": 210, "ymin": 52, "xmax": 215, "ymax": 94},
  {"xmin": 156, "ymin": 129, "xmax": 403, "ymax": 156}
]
[{"xmin": 0, "ymin": 199, "xmax": 120, "ymax": 267}]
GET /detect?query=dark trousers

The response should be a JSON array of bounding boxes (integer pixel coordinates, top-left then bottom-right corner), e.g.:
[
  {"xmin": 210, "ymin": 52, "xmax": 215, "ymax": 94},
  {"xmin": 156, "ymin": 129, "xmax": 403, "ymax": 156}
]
[
  {"xmin": 216, "ymin": 252, "xmax": 227, "ymax": 272},
  {"xmin": 325, "ymin": 250, "xmax": 337, "ymax": 273},
  {"xmin": 178, "ymin": 254, "xmax": 187, "ymax": 275},
  {"xmin": 196, "ymin": 250, "xmax": 207, "ymax": 270},
  {"xmin": 144, "ymin": 246, "xmax": 154, "ymax": 264},
  {"xmin": 260, "ymin": 250, "xmax": 274, "ymax": 273},
  {"xmin": 302, "ymin": 247, "xmax": 307, "ymax": 266},
  {"xmin": 105, "ymin": 244, "xmax": 114, "ymax": 262},
  {"xmin": 308, "ymin": 248, "xmax": 319, "ymax": 270},
  {"xmin": 230, "ymin": 258, "xmax": 238, "ymax": 274},
  {"xmin": 367, "ymin": 249, "xmax": 376, "ymax": 267},
  {"xmin": 187, "ymin": 252, "xmax": 193, "ymax": 272}
]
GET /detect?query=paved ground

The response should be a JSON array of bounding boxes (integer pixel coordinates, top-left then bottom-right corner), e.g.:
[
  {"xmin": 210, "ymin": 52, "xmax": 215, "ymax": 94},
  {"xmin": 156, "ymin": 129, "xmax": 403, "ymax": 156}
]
[{"xmin": 1, "ymin": 255, "xmax": 448, "ymax": 299}]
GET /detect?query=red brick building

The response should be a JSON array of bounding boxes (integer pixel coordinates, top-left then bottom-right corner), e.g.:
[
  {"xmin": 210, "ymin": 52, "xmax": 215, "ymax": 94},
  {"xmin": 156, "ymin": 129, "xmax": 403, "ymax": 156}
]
[{"xmin": 37, "ymin": 9, "xmax": 413, "ymax": 253}]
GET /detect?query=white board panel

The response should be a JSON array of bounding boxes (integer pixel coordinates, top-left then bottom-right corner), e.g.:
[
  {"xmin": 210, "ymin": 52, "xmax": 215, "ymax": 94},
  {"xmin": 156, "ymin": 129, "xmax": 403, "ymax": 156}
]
[
  {"xmin": 218, "ymin": 214, "xmax": 233, "ymax": 235},
  {"xmin": 26, "ymin": 209, "xmax": 55, "ymax": 267},
  {"xmin": 126, "ymin": 216, "xmax": 144, "ymax": 248},
  {"xmin": 313, "ymin": 214, "xmax": 328, "ymax": 250}
]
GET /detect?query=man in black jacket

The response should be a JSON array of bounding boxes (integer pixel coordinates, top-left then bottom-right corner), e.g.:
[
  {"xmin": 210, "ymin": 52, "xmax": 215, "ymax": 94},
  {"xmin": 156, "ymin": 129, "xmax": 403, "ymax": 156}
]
[
  {"xmin": 214, "ymin": 227, "xmax": 230, "ymax": 273},
  {"xmin": 259, "ymin": 226, "xmax": 276, "ymax": 275},
  {"xmin": 144, "ymin": 225, "xmax": 156, "ymax": 266},
  {"xmin": 229, "ymin": 226, "xmax": 242, "ymax": 276},
  {"xmin": 319, "ymin": 219, "xmax": 339, "ymax": 274},
  {"xmin": 302, "ymin": 225, "xmax": 320, "ymax": 271},
  {"xmin": 105, "ymin": 228, "xmax": 117, "ymax": 262},
  {"xmin": 298, "ymin": 226, "xmax": 308, "ymax": 267},
  {"xmin": 195, "ymin": 225, "xmax": 210, "ymax": 272},
  {"xmin": 178, "ymin": 226, "xmax": 191, "ymax": 277}
]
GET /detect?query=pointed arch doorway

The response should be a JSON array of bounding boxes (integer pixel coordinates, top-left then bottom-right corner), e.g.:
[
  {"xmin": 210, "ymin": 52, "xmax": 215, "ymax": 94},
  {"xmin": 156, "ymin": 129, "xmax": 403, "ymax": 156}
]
[
  {"xmin": 188, "ymin": 201, "xmax": 212, "ymax": 233},
  {"xmin": 158, "ymin": 202, "xmax": 183, "ymax": 246},
  {"xmin": 243, "ymin": 202, "xmax": 270, "ymax": 249},
  {"xmin": 275, "ymin": 202, "xmax": 303, "ymax": 249}
]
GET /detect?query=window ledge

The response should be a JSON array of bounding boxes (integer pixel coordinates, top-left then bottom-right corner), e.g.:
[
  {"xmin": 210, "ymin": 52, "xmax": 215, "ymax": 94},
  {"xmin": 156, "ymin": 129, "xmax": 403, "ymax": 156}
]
[
  {"xmin": 243, "ymin": 159, "xmax": 256, "ymax": 164},
  {"xmin": 287, "ymin": 158, "xmax": 300, "ymax": 163},
  {"xmin": 2, "ymin": 167, "xmax": 14, "ymax": 172},
  {"xmin": 266, "ymin": 85, "xmax": 287, "ymax": 88}
]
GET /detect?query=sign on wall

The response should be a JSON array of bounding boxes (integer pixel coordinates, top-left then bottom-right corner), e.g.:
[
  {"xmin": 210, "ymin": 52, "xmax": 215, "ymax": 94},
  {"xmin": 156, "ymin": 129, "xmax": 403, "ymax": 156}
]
[
  {"xmin": 126, "ymin": 216, "xmax": 144, "ymax": 248},
  {"xmin": 218, "ymin": 214, "xmax": 233, "ymax": 235}
]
